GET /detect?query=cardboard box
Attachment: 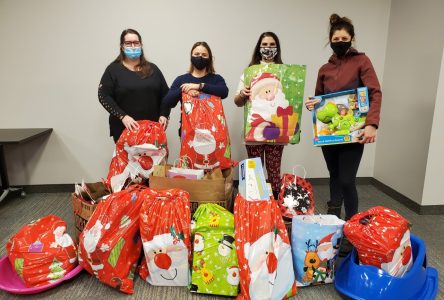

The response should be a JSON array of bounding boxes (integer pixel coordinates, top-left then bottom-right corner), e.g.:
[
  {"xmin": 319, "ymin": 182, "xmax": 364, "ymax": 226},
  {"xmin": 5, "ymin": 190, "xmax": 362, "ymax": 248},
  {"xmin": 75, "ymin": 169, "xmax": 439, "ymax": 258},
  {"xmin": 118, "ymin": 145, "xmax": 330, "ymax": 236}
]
[
  {"xmin": 312, "ymin": 87, "xmax": 369, "ymax": 146},
  {"xmin": 149, "ymin": 165, "xmax": 234, "ymax": 212},
  {"xmin": 71, "ymin": 193, "xmax": 98, "ymax": 242},
  {"xmin": 238, "ymin": 158, "xmax": 270, "ymax": 200}
]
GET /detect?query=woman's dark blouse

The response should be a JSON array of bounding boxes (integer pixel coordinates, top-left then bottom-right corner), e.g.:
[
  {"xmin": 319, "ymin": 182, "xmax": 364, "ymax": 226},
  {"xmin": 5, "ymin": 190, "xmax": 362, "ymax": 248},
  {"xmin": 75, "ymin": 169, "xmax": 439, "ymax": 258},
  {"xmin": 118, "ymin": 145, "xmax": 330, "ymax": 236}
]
[{"xmin": 98, "ymin": 62, "xmax": 170, "ymax": 140}]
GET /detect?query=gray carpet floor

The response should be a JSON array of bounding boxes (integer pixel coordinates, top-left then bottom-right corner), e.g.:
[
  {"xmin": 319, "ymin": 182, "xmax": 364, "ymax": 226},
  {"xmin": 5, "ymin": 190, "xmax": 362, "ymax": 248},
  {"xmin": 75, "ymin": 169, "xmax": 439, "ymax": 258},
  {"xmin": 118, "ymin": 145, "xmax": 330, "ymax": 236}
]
[{"xmin": 0, "ymin": 184, "xmax": 442, "ymax": 299}]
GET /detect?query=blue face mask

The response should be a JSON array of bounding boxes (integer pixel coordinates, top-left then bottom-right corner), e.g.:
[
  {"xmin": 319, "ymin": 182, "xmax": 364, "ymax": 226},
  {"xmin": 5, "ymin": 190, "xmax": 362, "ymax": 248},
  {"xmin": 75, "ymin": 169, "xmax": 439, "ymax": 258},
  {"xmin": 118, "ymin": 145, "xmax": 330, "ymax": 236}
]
[{"xmin": 123, "ymin": 47, "xmax": 142, "ymax": 60}]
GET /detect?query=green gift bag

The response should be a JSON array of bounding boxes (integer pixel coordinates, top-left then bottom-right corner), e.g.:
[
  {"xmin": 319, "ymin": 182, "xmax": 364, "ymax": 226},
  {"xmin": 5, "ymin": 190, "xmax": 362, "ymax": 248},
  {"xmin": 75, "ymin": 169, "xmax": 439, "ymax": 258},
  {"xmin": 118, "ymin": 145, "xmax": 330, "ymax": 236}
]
[{"xmin": 190, "ymin": 204, "xmax": 239, "ymax": 296}]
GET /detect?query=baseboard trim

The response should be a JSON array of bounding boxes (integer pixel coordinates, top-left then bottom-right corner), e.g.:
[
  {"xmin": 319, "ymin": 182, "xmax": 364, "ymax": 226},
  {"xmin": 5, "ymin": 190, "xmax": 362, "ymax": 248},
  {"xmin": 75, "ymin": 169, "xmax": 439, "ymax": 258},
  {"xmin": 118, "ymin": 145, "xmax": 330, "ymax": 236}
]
[
  {"xmin": 15, "ymin": 178, "xmax": 444, "ymax": 215},
  {"xmin": 369, "ymin": 178, "xmax": 444, "ymax": 215},
  {"xmin": 22, "ymin": 184, "xmax": 73, "ymax": 193}
]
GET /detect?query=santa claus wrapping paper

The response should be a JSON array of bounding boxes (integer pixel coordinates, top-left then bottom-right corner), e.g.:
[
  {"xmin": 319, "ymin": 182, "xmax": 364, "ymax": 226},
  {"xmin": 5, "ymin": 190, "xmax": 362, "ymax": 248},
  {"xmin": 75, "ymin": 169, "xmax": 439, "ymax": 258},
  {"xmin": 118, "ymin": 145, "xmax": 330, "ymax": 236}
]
[
  {"xmin": 234, "ymin": 194, "xmax": 297, "ymax": 299},
  {"xmin": 343, "ymin": 206, "xmax": 413, "ymax": 277},
  {"xmin": 190, "ymin": 203, "xmax": 239, "ymax": 296},
  {"xmin": 290, "ymin": 215, "xmax": 345, "ymax": 286},
  {"xmin": 243, "ymin": 64, "xmax": 306, "ymax": 144},
  {"xmin": 180, "ymin": 93, "xmax": 235, "ymax": 171},
  {"xmin": 6, "ymin": 215, "xmax": 77, "ymax": 287},
  {"xmin": 138, "ymin": 188, "xmax": 191, "ymax": 286},
  {"xmin": 78, "ymin": 185, "xmax": 146, "ymax": 294},
  {"xmin": 106, "ymin": 120, "xmax": 168, "ymax": 192}
]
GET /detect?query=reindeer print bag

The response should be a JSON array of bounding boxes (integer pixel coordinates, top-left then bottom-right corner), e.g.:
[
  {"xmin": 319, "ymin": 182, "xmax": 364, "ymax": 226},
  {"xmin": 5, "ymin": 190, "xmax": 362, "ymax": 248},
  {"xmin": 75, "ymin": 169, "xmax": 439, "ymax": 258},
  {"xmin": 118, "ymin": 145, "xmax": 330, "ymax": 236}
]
[
  {"xmin": 278, "ymin": 166, "xmax": 314, "ymax": 218},
  {"xmin": 291, "ymin": 215, "xmax": 345, "ymax": 286}
]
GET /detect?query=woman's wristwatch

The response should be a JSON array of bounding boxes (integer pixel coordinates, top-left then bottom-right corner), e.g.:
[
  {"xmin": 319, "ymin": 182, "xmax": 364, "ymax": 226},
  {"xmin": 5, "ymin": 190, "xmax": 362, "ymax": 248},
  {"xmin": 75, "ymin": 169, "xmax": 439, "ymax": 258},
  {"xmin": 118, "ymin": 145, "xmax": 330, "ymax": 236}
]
[{"xmin": 199, "ymin": 83, "xmax": 205, "ymax": 91}]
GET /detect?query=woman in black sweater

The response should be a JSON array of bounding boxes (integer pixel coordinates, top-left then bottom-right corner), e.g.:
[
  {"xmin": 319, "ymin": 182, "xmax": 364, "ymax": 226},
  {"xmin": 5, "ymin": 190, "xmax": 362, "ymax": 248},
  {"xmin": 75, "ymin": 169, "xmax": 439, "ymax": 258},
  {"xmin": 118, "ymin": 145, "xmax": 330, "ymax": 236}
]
[{"xmin": 98, "ymin": 28, "xmax": 170, "ymax": 142}]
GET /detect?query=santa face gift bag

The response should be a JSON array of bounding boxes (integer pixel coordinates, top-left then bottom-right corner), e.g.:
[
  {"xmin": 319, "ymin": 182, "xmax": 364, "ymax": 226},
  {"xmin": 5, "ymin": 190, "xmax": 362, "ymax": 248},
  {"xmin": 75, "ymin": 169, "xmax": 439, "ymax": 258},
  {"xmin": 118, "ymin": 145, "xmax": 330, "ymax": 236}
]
[
  {"xmin": 234, "ymin": 194, "xmax": 297, "ymax": 300},
  {"xmin": 291, "ymin": 215, "xmax": 345, "ymax": 286},
  {"xmin": 343, "ymin": 206, "xmax": 413, "ymax": 277},
  {"xmin": 190, "ymin": 203, "xmax": 239, "ymax": 296},
  {"xmin": 6, "ymin": 215, "xmax": 77, "ymax": 287},
  {"xmin": 243, "ymin": 64, "xmax": 306, "ymax": 144},
  {"xmin": 107, "ymin": 120, "xmax": 168, "ymax": 192},
  {"xmin": 78, "ymin": 185, "xmax": 145, "ymax": 294},
  {"xmin": 278, "ymin": 166, "xmax": 314, "ymax": 218},
  {"xmin": 181, "ymin": 93, "xmax": 235, "ymax": 170},
  {"xmin": 138, "ymin": 188, "xmax": 191, "ymax": 286}
]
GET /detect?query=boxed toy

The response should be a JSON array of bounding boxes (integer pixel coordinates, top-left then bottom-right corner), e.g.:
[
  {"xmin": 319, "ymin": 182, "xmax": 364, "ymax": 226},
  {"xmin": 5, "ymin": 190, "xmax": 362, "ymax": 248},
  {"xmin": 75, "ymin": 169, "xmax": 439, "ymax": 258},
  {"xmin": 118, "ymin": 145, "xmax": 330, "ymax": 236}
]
[
  {"xmin": 238, "ymin": 158, "xmax": 270, "ymax": 201},
  {"xmin": 311, "ymin": 87, "xmax": 369, "ymax": 146}
]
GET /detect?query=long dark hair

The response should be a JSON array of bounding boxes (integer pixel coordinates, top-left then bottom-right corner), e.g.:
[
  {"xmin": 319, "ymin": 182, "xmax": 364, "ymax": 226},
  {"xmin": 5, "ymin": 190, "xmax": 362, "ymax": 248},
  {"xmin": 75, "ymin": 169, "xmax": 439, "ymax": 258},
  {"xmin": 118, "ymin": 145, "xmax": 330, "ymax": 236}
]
[
  {"xmin": 329, "ymin": 14, "xmax": 355, "ymax": 41},
  {"xmin": 248, "ymin": 31, "xmax": 283, "ymax": 66},
  {"xmin": 114, "ymin": 28, "xmax": 152, "ymax": 78},
  {"xmin": 188, "ymin": 41, "xmax": 215, "ymax": 74}
]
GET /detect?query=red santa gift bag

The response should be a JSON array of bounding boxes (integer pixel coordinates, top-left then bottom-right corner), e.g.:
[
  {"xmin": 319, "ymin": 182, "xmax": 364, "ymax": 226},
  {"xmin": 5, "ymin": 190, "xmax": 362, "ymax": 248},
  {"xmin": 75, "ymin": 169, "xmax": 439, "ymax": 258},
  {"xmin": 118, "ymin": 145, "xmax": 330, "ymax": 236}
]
[
  {"xmin": 138, "ymin": 188, "xmax": 191, "ymax": 286},
  {"xmin": 234, "ymin": 194, "xmax": 297, "ymax": 299},
  {"xmin": 278, "ymin": 166, "xmax": 314, "ymax": 218},
  {"xmin": 107, "ymin": 120, "xmax": 168, "ymax": 192},
  {"xmin": 6, "ymin": 215, "xmax": 77, "ymax": 287},
  {"xmin": 180, "ymin": 93, "xmax": 235, "ymax": 170},
  {"xmin": 78, "ymin": 185, "xmax": 145, "ymax": 294},
  {"xmin": 344, "ymin": 206, "xmax": 413, "ymax": 277}
]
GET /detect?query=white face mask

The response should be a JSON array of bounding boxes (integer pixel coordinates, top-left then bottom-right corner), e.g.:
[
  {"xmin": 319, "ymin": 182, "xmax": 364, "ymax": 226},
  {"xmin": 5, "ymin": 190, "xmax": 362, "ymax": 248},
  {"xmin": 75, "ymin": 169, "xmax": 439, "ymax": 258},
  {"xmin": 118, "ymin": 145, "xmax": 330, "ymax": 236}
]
[{"xmin": 260, "ymin": 47, "xmax": 278, "ymax": 61}]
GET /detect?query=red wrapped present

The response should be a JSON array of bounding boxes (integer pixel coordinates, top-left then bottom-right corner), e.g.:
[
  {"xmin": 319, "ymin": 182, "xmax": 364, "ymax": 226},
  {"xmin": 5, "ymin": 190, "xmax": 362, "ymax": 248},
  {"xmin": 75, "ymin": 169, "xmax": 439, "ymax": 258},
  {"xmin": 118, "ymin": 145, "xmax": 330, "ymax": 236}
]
[
  {"xmin": 180, "ymin": 93, "xmax": 236, "ymax": 170},
  {"xmin": 6, "ymin": 215, "xmax": 77, "ymax": 287},
  {"xmin": 344, "ymin": 206, "xmax": 413, "ymax": 276},
  {"xmin": 107, "ymin": 120, "xmax": 168, "ymax": 192},
  {"xmin": 138, "ymin": 188, "xmax": 191, "ymax": 286},
  {"xmin": 234, "ymin": 194, "xmax": 296, "ymax": 299},
  {"xmin": 78, "ymin": 185, "xmax": 145, "ymax": 294}
]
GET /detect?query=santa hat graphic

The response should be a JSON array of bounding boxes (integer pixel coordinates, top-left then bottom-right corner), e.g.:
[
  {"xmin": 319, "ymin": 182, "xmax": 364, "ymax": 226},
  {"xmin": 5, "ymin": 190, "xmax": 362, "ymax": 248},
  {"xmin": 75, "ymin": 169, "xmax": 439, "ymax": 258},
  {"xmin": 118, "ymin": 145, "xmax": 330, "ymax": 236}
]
[
  {"xmin": 250, "ymin": 72, "xmax": 282, "ymax": 99},
  {"xmin": 319, "ymin": 233, "xmax": 334, "ymax": 247}
]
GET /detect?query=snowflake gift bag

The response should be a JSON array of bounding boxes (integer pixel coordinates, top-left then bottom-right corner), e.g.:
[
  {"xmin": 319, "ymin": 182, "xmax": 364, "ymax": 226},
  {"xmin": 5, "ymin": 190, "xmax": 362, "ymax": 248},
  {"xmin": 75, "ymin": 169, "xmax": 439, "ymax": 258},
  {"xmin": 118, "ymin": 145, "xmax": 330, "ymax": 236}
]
[
  {"xmin": 190, "ymin": 203, "xmax": 239, "ymax": 296},
  {"xmin": 138, "ymin": 188, "xmax": 191, "ymax": 286},
  {"xmin": 180, "ymin": 93, "xmax": 235, "ymax": 170},
  {"xmin": 107, "ymin": 120, "xmax": 168, "ymax": 192},
  {"xmin": 78, "ymin": 185, "xmax": 145, "ymax": 294},
  {"xmin": 343, "ymin": 206, "xmax": 413, "ymax": 277},
  {"xmin": 243, "ymin": 64, "xmax": 306, "ymax": 144},
  {"xmin": 234, "ymin": 194, "xmax": 297, "ymax": 299},
  {"xmin": 6, "ymin": 215, "xmax": 77, "ymax": 287},
  {"xmin": 291, "ymin": 215, "xmax": 345, "ymax": 286}
]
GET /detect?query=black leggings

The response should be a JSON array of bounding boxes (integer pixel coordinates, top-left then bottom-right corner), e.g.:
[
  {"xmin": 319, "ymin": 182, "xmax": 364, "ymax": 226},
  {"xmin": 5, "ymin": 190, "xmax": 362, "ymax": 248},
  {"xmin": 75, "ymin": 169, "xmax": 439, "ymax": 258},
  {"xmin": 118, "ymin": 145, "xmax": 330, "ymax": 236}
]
[{"xmin": 322, "ymin": 143, "xmax": 364, "ymax": 220}]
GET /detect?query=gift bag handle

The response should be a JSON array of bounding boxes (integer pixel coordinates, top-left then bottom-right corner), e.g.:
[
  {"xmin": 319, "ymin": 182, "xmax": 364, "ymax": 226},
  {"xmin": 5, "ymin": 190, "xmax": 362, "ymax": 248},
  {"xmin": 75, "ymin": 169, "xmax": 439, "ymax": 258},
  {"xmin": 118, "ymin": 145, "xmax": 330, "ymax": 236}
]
[{"xmin": 292, "ymin": 165, "xmax": 307, "ymax": 180}]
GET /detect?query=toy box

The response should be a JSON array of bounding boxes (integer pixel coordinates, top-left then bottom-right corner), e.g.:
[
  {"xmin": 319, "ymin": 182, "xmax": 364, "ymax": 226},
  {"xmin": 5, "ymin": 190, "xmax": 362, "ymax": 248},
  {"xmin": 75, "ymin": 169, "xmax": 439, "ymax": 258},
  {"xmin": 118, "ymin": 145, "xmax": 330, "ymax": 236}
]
[
  {"xmin": 312, "ymin": 87, "xmax": 369, "ymax": 146},
  {"xmin": 238, "ymin": 158, "xmax": 270, "ymax": 201}
]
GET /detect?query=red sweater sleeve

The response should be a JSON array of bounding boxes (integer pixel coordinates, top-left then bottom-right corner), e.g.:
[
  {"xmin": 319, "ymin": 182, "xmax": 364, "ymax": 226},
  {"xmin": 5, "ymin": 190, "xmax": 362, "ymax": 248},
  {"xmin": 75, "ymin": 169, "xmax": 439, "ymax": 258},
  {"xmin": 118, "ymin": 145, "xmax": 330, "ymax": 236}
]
[
  {"xmin": 315, "ymin": 67, "xmax": 325, "ymax": 96},
  {"xmin": 360, "ymin": 56, "xmax": 382, "ymax": 128}
]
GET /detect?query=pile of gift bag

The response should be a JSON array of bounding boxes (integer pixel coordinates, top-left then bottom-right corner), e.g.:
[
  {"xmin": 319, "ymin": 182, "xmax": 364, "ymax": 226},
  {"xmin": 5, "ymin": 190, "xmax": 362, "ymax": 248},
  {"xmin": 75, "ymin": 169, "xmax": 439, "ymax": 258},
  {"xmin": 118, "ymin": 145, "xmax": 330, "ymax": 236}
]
[{"xmin": 2, "ymin": 90, "xmax": 438, "ymax": 299}]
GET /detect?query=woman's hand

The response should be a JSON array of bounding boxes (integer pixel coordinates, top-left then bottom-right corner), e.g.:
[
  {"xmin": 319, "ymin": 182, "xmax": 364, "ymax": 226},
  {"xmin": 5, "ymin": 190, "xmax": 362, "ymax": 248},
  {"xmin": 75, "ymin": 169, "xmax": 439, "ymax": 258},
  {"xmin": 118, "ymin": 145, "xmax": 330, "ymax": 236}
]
[
  {"xmin": 181, "ymin": 83, "xmax": 200, "ymax": 93},
  {"xmin": 305, "ymin": 97, "xmax": 320, "ymax": 111},
  {"xmin": 240, "ymin": 86, "xmax": 251, "ymax": 100},
  {"xmin": 357, "ymin": 125, "xmax": 377, "ymax": 144},
  {"xmin": 121, "ymin": 115, "xmax": 139, "ymax": 131},
  {"xmin": 187, "ymin": 90, "xmax": 199, "ymax": 97},
  {"xmin": 158, "ymin": 116, "xmax": 168, "ymax": 130}
]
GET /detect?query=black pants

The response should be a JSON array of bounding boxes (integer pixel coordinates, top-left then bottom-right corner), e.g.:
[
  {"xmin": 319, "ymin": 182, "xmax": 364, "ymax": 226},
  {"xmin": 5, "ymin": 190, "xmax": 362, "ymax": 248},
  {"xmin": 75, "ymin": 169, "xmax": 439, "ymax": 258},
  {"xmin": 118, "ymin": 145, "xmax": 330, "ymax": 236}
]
[{"xmin": 322, "ymin": 143, "xmax": 364, "ymax": 220}]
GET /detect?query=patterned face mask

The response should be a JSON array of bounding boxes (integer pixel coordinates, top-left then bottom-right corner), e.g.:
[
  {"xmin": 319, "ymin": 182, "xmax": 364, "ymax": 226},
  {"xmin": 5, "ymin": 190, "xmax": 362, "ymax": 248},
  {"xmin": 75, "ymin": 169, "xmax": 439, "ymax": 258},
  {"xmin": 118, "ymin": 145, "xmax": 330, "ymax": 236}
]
[{"xmin": 259, "ymin": 47, "xmax": 278, "ymax": 61}]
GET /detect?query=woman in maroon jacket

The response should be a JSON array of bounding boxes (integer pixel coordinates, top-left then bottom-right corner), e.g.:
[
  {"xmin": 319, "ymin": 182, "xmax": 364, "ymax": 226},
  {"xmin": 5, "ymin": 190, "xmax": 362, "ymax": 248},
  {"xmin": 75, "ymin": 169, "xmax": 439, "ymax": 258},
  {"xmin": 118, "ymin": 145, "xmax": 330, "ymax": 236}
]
[{"xmin": 306, "ymin": 14, "xmax": 382, "ymax": 221}]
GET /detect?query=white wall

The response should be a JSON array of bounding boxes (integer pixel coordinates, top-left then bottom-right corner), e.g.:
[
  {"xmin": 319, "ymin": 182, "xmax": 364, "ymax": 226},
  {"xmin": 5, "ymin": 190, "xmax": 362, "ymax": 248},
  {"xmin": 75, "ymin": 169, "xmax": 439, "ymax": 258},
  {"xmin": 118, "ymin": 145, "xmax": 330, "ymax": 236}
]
[
  {"xmin": 0, "ymin": 0, "xmax": 390, "ymax": 185},
  {"xmin": 374, "ymin": 0, "xmax": 444, "ymax": 204},
  {"xmin": 422, "ymin": 48, "xmax": 444, "ymax": 206}
]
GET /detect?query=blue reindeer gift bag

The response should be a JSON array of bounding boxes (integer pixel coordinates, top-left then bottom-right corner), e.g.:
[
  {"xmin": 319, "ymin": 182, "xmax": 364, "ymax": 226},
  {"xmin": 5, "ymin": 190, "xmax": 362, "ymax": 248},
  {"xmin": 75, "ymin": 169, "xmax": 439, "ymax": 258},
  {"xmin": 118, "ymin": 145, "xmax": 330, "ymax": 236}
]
[{"xmin": 291, "ymin": 215, "xmax": 345, "ymax": 286}]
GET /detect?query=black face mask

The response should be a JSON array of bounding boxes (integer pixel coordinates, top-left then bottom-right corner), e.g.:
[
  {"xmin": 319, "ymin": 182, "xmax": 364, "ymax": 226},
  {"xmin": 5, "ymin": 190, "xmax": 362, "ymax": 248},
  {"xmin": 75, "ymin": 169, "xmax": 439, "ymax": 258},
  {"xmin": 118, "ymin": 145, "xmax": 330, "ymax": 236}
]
[
  {"xmin": 330, "ymin": 41, "xmax": 352, "ymax": 57},
  {"xmin": 191, "ymin": 56, "xmax": 210, "ymax": 70}
]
